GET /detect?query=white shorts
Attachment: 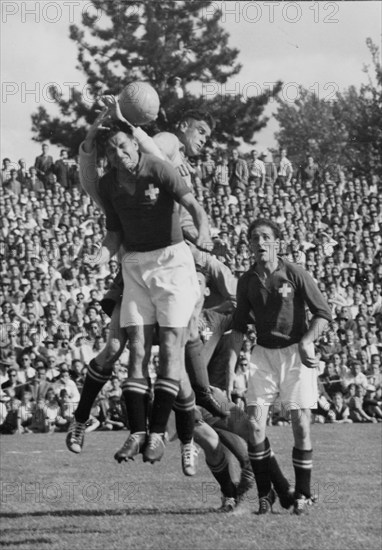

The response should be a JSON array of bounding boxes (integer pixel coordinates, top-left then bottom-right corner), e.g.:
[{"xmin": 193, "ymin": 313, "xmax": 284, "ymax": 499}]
[
  {"xmin": 120, "ymin": 241, "xmax": 199, "ymax": 328},
  {"xmin": 246, "ymin": 343, "xmax": 318, "ymax": 410}
]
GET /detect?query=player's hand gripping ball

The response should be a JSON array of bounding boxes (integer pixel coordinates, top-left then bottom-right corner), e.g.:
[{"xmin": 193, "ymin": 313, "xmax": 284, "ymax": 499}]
[{"xmin": 118, "ymin": 82, "xmax": 160, "ymax": 125}]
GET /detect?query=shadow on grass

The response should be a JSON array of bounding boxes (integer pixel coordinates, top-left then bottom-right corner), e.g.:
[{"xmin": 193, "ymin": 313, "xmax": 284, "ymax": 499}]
[
  {"xmin": 0, "ymin": 506, "xmax": 218, "ymax": 519},
  {"xmin": 0, "ymin": 537, "xmax": 53, "ymax": 547}
]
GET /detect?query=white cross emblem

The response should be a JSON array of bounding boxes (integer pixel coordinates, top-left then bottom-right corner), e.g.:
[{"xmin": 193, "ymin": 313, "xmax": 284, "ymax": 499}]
[
  {"xmin": 278, "ymin": 283, "xmax": 292, "ymax": 298},
  {"xmin": 145, "ymin": 184, "xmax": 160, "ymax": 201},
  {"xmin": 201, "ymin": 327, "xmax": 214, "ymax": 342}
]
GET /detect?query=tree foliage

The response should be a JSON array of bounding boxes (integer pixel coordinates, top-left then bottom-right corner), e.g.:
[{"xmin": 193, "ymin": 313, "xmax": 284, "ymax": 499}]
[
  {"xmin": 274, "ymin": 38, "xmax": 382, "ymax": 176},
  {"xmin": 31, "ymin": 1, "xmax": 281, "ymax": 155}
]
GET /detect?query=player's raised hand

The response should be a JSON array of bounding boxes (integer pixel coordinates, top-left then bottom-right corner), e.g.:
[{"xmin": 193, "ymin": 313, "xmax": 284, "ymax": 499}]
[
  {"xmin": 87, "ymin": 107, "xmax": 110, "ymax": 136},
  {"xmin": 83, "ymin": 107, "xmax": 112, "ymax": 153},
  {"xmin": 99, "ymin": 95, "xmax": 135, "ymax": 130}
]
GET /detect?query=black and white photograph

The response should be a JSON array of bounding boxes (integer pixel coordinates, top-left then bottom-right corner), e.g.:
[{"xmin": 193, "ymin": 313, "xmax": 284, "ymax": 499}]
[{"xmin": 1, "ymin": 1, "xmax": 381, "ymax": 549}]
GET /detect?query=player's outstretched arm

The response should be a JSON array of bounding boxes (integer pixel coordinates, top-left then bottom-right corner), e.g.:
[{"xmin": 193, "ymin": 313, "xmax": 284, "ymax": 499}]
[
  {"xmin": 82, "ymin": 107, "xmax": 111, "ymax": 154},
  {"xmin": 79, "ymin": 107, "xmax": 112, "ymax": 211}
]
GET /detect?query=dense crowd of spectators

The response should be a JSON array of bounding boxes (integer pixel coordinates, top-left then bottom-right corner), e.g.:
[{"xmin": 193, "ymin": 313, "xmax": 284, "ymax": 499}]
[{"xmin": 0, "ymin": 142, "xmax": 381, "ymax": 434}]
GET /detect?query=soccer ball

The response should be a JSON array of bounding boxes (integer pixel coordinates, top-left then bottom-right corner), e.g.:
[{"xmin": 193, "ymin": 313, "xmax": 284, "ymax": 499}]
[{"xmin": 118, "ymin": 81, "xmax": 160, "ymax": 125}]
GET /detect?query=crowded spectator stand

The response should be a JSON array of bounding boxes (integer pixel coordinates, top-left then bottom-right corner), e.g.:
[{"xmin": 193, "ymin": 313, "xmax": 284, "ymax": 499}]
[{"xmin": 0, "ymin": 145, "xmax": 381, "ymax": 433}]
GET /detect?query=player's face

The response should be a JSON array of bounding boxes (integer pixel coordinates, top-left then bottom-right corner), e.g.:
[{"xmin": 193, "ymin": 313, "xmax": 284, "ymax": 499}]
[
  {"xmin": 179, "ymin": 119, "xmax": 211, "ymax": 157},
  {"xmin": 249, "ymin": 224, "xmax": 279, "ymax": 265},
  {"xmin": 106, "ymin": 132, "xmax": 139, "ymax": 172}
]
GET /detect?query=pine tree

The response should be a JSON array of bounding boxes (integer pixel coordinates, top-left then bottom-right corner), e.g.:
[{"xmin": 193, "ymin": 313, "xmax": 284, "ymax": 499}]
[{"xmin": 31, "ymin": 1, "xmax": 281, "ymax": 155}]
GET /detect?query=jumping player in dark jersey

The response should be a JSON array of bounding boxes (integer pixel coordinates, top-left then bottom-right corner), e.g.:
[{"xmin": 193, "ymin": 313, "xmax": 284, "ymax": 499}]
[
  {"xmin": 69, "ymin": 107, "xmax": 210, "ymax": 467},
  {"xmin": 67, "ymin": 100, "xmax": 217, "ymax": 475}
]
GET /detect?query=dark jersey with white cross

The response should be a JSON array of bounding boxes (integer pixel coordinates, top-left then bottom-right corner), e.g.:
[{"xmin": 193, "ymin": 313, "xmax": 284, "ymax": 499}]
[
  {"xmin": 98, "ymin": 152, "xmax": 190, "ymax": 252},
  {"xmin": 232, "ymin": 258, "xmax": 332, "ymax": 348}
]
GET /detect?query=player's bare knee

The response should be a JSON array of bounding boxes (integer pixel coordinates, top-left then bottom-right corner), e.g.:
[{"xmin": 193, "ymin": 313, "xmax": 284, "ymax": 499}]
[
  {"xmin": 101, "ymin": 338, "xmax": 124, "ymax": 366},
  {"xmin": 291, "ymin": 409, "xmax": 311, "ymax": 444},
  {"xmin": 109, "ymin": 337, "xmax": 124, "ymax": 356},
  {"xmin": 160, "ymin": 327, "xmax": 187, "ymax": 350},
  {"xmin": 247, "ymin": 419, "xmax": 265, "ymax": 444}
]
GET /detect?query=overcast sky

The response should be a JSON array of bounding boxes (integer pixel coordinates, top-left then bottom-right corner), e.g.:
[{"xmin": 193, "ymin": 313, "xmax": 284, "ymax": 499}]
[{"xmin": 1, "ymin": 1, "xmax": 381, "ymax": 165}]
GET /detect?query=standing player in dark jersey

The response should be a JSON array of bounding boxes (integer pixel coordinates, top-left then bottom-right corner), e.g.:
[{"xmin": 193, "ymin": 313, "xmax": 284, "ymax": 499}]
[
  {"xmin": 226, "ymin": 218, "xmax": 332, "ymax": 515},
  {"xmin": 192, "ymin": 265, "xmax": 296, "ymax": 509}
]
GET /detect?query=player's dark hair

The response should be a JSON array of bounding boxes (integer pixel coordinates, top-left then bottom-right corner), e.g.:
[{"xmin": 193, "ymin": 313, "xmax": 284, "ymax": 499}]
[
  {"xmin": 247, "ymin": 218, "xmax": 281, "ymax": 241},
  {"xmin": 95, "ymin": 120, "xmax": 135, "ymax": 155},
  {"xmin": 178, "ymin": 110, "xmax": 215, "ymax": 131}
]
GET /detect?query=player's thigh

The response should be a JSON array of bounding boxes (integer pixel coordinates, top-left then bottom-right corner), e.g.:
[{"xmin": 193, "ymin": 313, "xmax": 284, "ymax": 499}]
[
  {"xmin": 150, "ymin": 242, "xmax": 199, "ymax": 328},
  {"xmin": 280, "ymin": 344, "xmax": 318, "ymax": 411},
  {"xmin": 120, "ymin": 253, "xmax": 156, "ymax": 327},
  {"xmin": 247, "ymin": 346, "xmax": 279, "ymax": 408}
]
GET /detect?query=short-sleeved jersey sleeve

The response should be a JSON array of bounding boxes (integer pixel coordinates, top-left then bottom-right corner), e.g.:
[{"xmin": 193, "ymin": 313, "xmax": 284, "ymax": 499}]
[{"xmin": 292, "ymin": 265, "xmax": 332, "ymax": 322}]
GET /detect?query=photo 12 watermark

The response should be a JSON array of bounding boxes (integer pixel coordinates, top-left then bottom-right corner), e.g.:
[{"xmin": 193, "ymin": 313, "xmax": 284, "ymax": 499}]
[
  {"xmin": 1, "ymin": 480, "xmax": 140, "ymax": 504},
  {"xmin": 1, "ymin": 1, "xmax": 146, "ymax": 24},
  {"xmin": 201, "ymin": 81, "xmax": 340, "ymax": 104},
  {"xmin": 201, "ymin": 2, "xmax": 340, "ymax": 25}
]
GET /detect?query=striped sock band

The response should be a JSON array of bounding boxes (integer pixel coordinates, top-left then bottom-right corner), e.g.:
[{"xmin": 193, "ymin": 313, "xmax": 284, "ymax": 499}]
[
  {"xmin": 207, "ymin": 452, "xmax": 229, "ymax": 475},
  {"xmin": 87, "ymin": 361, "xmax": 111, "ymax": 384},
  {"xmin": 122, "ymin": 378, "xmax": 151, "ymax": 396},
  {"xmin": 173, "ymin": 393, "xmax": 196, "ymax": 412},
  {"xmin": 154, "ymin": 377, "xmax": 180, "ymax": 398}
]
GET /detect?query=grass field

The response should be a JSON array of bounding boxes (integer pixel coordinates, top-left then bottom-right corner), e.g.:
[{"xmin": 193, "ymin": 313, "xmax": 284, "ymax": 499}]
[{"xmin": 1, "ymin": 424, "xmax": 381, "ymax": 550}]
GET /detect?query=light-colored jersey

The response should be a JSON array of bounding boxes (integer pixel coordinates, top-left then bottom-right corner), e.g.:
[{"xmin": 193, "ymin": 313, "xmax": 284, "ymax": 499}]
[{"xmin": 153, "ymin": 132, "xmax": 196, "ymax": 240}]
